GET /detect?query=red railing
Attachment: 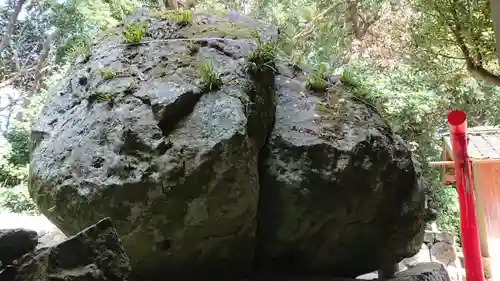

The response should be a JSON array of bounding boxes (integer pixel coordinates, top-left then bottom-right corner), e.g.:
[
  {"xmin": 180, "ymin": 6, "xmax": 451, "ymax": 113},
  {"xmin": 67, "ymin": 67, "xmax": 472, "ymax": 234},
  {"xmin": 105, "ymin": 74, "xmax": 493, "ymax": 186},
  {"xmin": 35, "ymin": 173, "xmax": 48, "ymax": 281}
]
[{"xmin": 448, "ymin": 110, "xmax": 485, "ymax": 281}]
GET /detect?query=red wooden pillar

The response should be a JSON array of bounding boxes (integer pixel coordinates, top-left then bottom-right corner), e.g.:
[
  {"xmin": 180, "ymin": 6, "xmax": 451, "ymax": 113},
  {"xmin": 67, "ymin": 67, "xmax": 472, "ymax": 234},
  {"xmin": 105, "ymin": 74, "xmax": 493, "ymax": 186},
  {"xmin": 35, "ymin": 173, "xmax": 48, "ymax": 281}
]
[{"xmin": 448, "ymin": 110, "xmax": 485, "ymax": 281}]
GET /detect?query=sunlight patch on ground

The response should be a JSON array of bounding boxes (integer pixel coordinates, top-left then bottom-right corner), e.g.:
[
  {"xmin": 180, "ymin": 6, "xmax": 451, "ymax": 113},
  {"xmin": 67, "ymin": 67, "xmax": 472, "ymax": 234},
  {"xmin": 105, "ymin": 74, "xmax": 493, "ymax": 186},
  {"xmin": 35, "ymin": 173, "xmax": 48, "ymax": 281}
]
[{"xmin": 0, "ymin": 211, "xmax": 58, "ymax": 232}]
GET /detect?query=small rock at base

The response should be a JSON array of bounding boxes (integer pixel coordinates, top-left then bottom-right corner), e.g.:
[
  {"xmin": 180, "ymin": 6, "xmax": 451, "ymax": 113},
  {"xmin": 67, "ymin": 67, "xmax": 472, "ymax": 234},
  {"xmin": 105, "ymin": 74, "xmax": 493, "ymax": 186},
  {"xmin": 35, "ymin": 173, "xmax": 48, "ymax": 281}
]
[
  {"xmin": 0, "ymin": 229, "xmax": 38, "ymax": 265},
  {"xmin": 393, "ymin": 262, "xmax": 452, "ymax": 281},
  {"xmin": 13, "ymin": 217, "xmax": 131, "ymax": 281}
]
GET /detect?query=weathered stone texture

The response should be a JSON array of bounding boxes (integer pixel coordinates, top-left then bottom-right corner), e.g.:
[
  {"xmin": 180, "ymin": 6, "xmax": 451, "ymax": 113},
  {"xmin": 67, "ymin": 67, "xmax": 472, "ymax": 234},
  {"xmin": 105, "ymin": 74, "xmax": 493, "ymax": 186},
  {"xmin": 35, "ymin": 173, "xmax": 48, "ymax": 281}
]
[{"xmin": 12, "ymin": 218, "xmax": 131, "ymax": 281}]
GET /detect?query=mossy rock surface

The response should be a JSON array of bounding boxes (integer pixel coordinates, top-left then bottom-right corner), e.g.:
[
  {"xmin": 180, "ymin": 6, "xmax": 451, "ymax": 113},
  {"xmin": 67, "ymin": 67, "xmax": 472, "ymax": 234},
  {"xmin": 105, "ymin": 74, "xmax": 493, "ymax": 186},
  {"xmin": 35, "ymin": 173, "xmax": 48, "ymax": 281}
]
[{"xmin": 29, "ymin": 8, "xmax": 425, "ymax": 280}]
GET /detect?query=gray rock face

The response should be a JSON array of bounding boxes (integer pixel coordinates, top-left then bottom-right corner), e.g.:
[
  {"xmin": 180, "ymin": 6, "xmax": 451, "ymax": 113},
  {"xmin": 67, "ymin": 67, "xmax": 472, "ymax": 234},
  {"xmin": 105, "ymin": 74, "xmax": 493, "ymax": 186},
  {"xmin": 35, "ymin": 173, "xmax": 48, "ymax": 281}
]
[
  {"xmin": 13, "ymin": 217, "xmax": 131, "ymax": 281},
  {"xmin": 29, "ymin": 9, "xmax": 425, "ymax": 280},
  {"xmin": 393, "ymin": 263, "xmax": 451, "ymax": 281},
  {"xmin": 254, "ymin": 68, "xmax": 426, "ymax": 277}
]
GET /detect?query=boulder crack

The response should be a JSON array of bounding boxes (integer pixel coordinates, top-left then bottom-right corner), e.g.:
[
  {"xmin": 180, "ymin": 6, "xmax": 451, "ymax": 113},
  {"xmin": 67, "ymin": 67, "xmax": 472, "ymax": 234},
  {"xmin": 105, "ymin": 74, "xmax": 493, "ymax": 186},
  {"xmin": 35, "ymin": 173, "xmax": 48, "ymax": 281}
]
[
  {"xmin": 249, "ymin": 65, "xmax": 277, "ymax": 272},
  {"xmin": 156, "ymin": 90, "xmax": 203, "ymax": 137}
]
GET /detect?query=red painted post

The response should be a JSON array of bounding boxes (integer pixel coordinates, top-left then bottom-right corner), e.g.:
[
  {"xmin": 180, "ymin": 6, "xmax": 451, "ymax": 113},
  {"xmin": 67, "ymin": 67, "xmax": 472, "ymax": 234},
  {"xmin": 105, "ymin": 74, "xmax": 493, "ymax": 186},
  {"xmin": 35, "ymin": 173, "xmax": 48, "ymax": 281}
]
[{"xmin": 448, "ymin": 110, "xmax": 485, "ymax": 281}]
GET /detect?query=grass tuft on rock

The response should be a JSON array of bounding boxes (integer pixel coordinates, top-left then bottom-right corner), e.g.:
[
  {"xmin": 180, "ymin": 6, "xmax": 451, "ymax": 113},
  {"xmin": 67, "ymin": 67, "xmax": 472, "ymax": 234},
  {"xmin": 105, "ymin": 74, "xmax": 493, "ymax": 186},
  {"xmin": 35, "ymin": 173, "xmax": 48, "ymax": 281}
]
[
  {"xmin": 160, "ymin": 10, "xmax": 193, "ymax": 25},
  {"xmin": 341, "ymin": 69, "xmax": 385, "ymax": 116},
  {"xmin": 123, "ymin": 23, "xmax": 148, "ymax": 44},
  {"xmin": 98, "ymin": 68, "xmax": 117, "ymax": 80},
  {"xmin": 67, "ymin": 37, "xmax": 92, "ymax": 62},
  {"xmin": 247, "ymin": 32, "xmax": 277, "ymax": 72},
  {"xmin": 88, "ymin": 92, "xmax": 115, "ymax": 104},
  {"xmin": 306, "ymin": 66, "xmax": 328, "ymax": 92},
  {"xmin": 247, "ymin": 44, "xmax": 276, "ymax": 71},
  {"xmin": 199, "ymin": 60, "xmax": 222, "ymax": 91}
]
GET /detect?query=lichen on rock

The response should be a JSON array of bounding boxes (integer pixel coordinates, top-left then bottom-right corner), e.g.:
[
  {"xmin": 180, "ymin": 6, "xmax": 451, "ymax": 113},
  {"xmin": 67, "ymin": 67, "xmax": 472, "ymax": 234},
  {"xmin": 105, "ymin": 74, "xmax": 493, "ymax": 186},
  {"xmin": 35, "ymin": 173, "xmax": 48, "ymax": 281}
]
[{"xmin": 28, "ymin": 8, "xmax": 426, "ymax": 280}]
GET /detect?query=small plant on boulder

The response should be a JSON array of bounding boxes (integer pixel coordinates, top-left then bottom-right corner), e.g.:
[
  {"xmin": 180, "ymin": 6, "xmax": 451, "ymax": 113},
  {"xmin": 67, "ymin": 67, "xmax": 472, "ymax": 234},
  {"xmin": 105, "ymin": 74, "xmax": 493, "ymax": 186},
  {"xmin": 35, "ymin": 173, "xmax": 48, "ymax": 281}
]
[
  {"xmin": 98, "ymin": 68, "xmax": 117, "ymax": 80},
  {"xmin": 161, "ymin": 10, "xmax": 193, "ymax": 25},
  {"xmin": 247, "ymin": 32, "xmax": 277, "ymax": 72},
  {"xmin": 340, "ymin": 69, "xmax": 384, "ymax": 116},
  {"xmin": 306, "ymin": 66, "xmax": 328, "ymax": 92},
  {"xmin": 199, "ymin": 60, "xmax": 222, "ymax": 91},
  {"xmin": 66, "ymin": 36, "xmax": 92, "ymax": 62},
  {"xmin": 88, "ymin": 92, "xmax": 115, "ymax": 104},
  {"xmin": 123, "ymin": 23, "xmax": 148, "ymax": 44}
]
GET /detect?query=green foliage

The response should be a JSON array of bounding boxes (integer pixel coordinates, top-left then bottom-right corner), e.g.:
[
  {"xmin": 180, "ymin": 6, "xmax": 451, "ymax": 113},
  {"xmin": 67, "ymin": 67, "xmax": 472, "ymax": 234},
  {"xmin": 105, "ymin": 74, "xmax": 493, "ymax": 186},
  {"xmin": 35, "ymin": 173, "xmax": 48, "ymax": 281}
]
[
  {"xmin": 306, "ymin": 66, "xmax": 328, "ymax": 92},
  {"xmin": 247, "ymin": 36, "xmax": 277, "ymax": 72},
  {"xmin": 0, "ymin": 159, "xmax": 27, "ymax": 187},
  {"xmin": 156, "ymin": 10, "xmax": 193, "ymax": 25},
  {"xmin": 123, "ymin": 23, "xmax": 148, "ymax": 43},
  {"xmin": 409, "ymin": 0, "xmax": 496, "ymax": 70},
  {"xmin": 340, "ymin": 68, "xmax": 385, "ymax": 115},
  {"xmin": 68, "ymin": 36, "xmax": 92, "ymax": 61},
  {"xmin": 199, "ymin": 61, "xmax": 222, "ymax": 91},
  {"xmin": 98, "ymin": 68, "xmax": 117, "ymax": 80},
  {"xmin": 57, "ymin": 35, "xmax": 93, "ymax": 64},
  {"xmin": 71, "ymin": 0, "xmax": 144, "ymax": 30},
  {"xmin": 428, "ymin": 186, "xmax": 461, "ymax": 246},
  {"xmin": 4, "ymin": 126, "xmax": 30, "ymax": 167},
  {"xmin": 0, "ymin": 184, "xmax": 39, "ymax": 215},
  {"xmin": 290, "ymin": 52, "xmax": 305, "ymax": 67},
  {"xmin": 0, "ymin": 126, "xmax": 30, "ymax": 186},
  {"xmin": 88, "ymin": 92, "xmax": 115, "ymax": 103},
  {"xmin": 0, "ymin": 127, "xmax": 36, "ymax": 215}
]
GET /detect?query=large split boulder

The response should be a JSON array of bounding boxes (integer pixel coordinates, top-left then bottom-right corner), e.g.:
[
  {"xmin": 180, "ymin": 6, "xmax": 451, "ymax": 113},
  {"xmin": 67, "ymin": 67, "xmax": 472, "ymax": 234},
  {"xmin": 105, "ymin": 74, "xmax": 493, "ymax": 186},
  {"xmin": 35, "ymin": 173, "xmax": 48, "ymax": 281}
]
[{"xmin": 29, "ymin": 8, "xmax": 426, "ymax": 280}]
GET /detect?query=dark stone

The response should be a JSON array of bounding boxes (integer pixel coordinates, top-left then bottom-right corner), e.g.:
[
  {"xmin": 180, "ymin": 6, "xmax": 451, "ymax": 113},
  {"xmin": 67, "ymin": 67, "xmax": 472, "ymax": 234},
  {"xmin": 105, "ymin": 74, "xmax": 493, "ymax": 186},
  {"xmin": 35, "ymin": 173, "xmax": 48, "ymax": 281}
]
[
  {"xmin": 0, "ymin": 229, "xmax": 38, "ymax": 265},
  {"xmin": 0, "ymin": 266, "xmax": 17, "ymax": 281},
  {"xmin": 13, "ymin": 217, "xmax": 131, "ymax": 281},
  {"xmin": 253, "ymin": 72, "xmax": 425, "ymax": 277},
  {"xmin": 391, "ymin": 263, "xmax": 451, "ymax": 281},
  {"xmin": 378, "ymin": 263, "xmax": 399, "ymax": 279}
]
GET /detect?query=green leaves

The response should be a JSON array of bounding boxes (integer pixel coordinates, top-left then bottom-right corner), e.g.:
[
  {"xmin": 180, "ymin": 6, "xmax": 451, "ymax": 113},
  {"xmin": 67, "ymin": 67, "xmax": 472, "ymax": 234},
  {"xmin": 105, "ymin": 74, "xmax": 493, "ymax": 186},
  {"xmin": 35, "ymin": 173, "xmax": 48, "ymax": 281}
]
[
  {"xmin": 0, "ymin": 184, "xmax": 39, "ymax": 215},
  {"xmin": 98, "ymin": 68, "xmax": 117, "ymax": 80},
  {"xmin": 306, "ymin": 66, "xmax": 328, "ymax": 92},
  {"xmin": 156, "ymin": 10, "xmax": 193, "ymax": 25},
  {"xmin": 199, "ymin": 60, "xmax": 222, "ymax": 91},
  {"xmin": 123, "ymin": 23, "xmax": 148, "ymax": 43},
  {"xmin": 61, "ymin": 35, "xmax": 93, "ymax": 63}
]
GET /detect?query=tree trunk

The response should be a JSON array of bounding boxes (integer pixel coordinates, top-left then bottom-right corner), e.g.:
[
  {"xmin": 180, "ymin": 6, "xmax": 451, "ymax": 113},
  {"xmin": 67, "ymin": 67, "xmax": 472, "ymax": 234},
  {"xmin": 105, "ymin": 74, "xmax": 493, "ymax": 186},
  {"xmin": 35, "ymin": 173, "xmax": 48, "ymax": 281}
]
[
  {"xmin": 490, "ymin": 0, "xmax": 500, "ymax": 64},
  {"xmin": 32, "ymin": 32, "xmax": 54, "ymax": 92},
  {"xmin": 167, "ymin": 0, "xmax": 178, "ymax": 10},
  {"xmin": 158, "ymin": 0, "xmax": 167, "ymax": 11},
  {"xmin": 0, "ymin": 0, "xmax": 26, "ymax": 54}
]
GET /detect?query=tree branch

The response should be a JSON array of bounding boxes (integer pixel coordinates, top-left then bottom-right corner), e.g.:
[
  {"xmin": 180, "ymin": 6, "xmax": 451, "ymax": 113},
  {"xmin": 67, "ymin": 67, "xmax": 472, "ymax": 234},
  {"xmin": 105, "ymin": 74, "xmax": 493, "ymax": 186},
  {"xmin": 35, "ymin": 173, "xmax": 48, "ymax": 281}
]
[
  {"xmin": 347, "ymin": 0, "xmax": 362, "ymax": 39},
  {"xmin": 0, "ymin": 72, "xmax": 23, "ymax": 88},
  {"xmin": 32, "ymin": 32, "xmax": 53, "ymax": 92},
  {"xmin": 436, "ymin": 3, "xmax": 500, "ymax": 86},
  {"xmin": 0, "ymin": 0, "xmax": 27, "ymax": 54},
  {"xmin": 292, "ymin": 3, "xmax": 340, "ymax": 41}
]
